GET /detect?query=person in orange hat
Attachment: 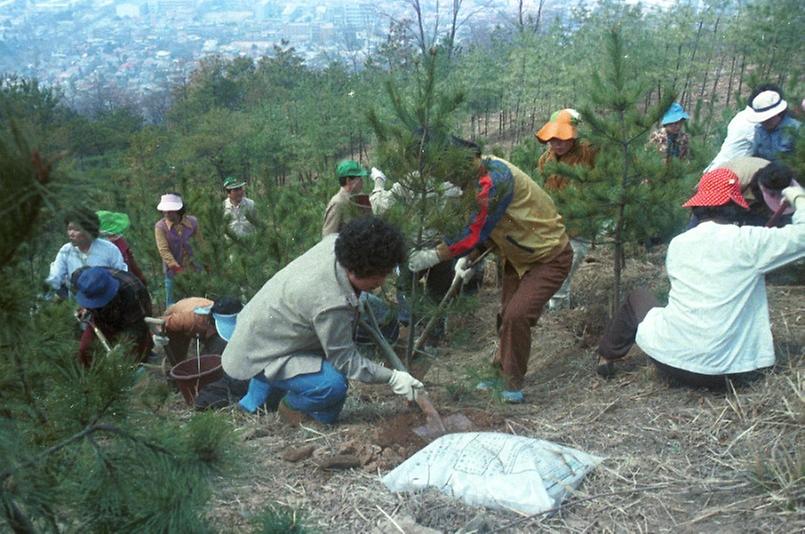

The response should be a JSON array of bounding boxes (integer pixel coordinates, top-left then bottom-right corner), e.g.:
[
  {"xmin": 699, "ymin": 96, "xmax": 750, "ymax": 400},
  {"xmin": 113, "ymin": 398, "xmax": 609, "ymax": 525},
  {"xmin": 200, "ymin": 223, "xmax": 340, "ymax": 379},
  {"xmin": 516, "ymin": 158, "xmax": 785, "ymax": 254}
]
[
  {"xmin": 535, "ymin": 109, "xmax": 597, "ymax": 191},
  {"xmin": 535, "ymin": 109, "xmax": 598, "ymax": 310},
  {"xmin": 593, "ymin": 169, "xmax": 805, "ymax": 388}
]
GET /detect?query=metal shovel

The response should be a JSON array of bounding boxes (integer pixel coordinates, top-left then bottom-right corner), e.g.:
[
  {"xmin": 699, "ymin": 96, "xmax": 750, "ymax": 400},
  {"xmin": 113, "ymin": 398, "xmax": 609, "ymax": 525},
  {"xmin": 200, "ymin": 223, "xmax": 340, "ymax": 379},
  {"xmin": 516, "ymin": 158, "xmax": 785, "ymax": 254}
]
[{"xmin": 358, "ymin": 303, "xmax": 473, "ymax": 441}]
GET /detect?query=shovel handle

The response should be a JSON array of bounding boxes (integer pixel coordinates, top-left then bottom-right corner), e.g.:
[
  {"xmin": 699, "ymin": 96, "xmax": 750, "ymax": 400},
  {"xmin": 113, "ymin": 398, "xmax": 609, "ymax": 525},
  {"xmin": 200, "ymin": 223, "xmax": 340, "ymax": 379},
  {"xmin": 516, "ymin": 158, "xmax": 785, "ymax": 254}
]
[
  {"xmin": 414, "ymin": 248, "xmax": 491, "ymax": 351},
  {"xmin": 765, "ymin": 200, "xmax": 789, "ymax": 228},
  {"xmin": 415, "ymin": 391, "xmax": 447, "ymax": 433},
  {"xmin": 357, "ymin": 317, "xmax": 447, "ymax": 431}
]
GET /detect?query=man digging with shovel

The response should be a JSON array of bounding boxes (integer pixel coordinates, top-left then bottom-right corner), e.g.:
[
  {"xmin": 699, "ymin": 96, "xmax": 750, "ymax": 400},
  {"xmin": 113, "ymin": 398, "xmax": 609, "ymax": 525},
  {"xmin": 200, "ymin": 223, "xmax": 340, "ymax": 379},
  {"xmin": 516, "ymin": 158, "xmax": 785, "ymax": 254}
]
[{"xmin": 222, "ymin": 217, "xmax": 424, "ymax": 425}]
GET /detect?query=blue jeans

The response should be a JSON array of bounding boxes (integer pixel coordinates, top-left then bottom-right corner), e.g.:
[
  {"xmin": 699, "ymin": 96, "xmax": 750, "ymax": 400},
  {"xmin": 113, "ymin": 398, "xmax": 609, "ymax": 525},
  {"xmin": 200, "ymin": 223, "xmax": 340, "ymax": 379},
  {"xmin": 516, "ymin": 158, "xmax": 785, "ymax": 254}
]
[
  {"xmin": 164, "ymin": 274, "xmax": 175, "ymax": 308},
  {"xmin": 246, "ymin": 361, "xmax": 349, "ymax": 424}
]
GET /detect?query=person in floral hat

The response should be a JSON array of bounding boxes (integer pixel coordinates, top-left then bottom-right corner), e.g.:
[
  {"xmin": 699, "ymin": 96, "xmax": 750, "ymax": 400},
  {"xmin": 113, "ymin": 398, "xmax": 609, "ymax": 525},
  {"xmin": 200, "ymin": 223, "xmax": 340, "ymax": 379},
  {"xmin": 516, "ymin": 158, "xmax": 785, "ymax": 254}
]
[{"xmin": 593, "ymin": 168, "xmax": 805, "ymax": 388}]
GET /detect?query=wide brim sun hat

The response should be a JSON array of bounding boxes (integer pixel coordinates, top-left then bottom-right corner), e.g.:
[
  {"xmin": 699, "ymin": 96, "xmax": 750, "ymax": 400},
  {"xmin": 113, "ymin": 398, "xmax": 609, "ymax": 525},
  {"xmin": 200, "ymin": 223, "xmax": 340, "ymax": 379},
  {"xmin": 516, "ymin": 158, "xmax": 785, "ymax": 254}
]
[
  {"xmin": 75, "ymin": 267, "xmax": 120, "ymax": 309},
  {"xmin": 535, "ymin": 109, "xmax": 580, "ymax": 143},
  {"xmin": 682, "ymin": 168, "xmax": 749, "ymax": 209},
  {"xmin": 661, "ymin": 102, "xmax": 689, "ymax": 126},
  {"xmin": 157, "ymin": 193, "xmax": 183, "ymax": 211},
  {"xmin": 746, "ymin": 90, "xmax": 788, "ymax": 123}
]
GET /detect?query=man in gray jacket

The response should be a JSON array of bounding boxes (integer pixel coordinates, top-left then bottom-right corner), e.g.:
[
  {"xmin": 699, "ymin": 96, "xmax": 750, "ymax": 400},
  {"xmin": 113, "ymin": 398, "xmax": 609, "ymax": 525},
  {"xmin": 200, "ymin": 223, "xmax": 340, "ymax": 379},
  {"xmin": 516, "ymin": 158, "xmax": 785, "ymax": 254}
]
[{"xmin": 223, "ymin": 217, "xmax": 422, "ymax": 424}]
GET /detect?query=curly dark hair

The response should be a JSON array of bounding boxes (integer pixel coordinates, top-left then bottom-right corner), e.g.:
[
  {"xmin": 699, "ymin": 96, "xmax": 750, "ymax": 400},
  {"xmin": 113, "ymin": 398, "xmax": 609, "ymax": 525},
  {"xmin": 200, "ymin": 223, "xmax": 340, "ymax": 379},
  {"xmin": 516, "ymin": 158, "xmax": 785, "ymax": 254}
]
[
  {"xmin": 64, "ymin": 207, "xmax": 100, "ymax": 239},
  {"xmin": 754, "ymin": 162, "xmax": 795, "ymax": 191},
  {"xmin": 335, "ymin": 217, "xmax": 405, "ymax": 277}
]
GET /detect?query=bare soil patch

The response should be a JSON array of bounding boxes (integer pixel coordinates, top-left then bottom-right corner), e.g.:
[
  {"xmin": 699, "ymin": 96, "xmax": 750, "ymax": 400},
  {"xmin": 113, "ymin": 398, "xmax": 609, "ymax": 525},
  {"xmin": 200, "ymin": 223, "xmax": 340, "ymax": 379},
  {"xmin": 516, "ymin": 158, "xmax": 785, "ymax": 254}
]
[{"xmin": 203, "ymin": 247, "xmax": 803, "ymax": 532}]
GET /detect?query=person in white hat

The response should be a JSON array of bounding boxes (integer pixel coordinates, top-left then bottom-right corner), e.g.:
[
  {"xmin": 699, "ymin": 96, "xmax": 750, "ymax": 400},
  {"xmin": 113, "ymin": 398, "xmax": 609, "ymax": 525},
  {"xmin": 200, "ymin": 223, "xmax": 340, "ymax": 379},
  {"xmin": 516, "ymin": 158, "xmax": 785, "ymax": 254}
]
[
  {"xmin": 704, "ymin": 84, "xmax": 780, "ymax": 172},
  {"xmin": 154, "ymin": 192, "xmax": 203, "ymax": 307},
  {"xmin": 747, "ymin": 85, "xmax": 801, "ymax": 162}
]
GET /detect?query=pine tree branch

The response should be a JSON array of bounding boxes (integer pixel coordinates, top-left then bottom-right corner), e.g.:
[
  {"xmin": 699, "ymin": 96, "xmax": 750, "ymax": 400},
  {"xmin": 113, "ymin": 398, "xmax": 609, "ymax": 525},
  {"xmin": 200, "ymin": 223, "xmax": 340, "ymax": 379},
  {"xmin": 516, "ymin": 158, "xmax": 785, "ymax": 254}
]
[
  {"xmin": 2, "ymin": 499, "xmax": 35, "ymax": 534},
  {"xmin": 0, "ymin": 423, "xmax": 171, "ymax": 483}
]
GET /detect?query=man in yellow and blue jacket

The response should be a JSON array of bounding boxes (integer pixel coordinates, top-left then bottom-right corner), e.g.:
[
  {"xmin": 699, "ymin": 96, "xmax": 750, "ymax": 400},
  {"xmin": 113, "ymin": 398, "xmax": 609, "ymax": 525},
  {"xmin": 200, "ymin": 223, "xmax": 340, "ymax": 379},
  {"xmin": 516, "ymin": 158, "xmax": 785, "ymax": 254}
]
[{"xmin": 409, "ymin": 141, "xmax": 572, "ymax": 403}]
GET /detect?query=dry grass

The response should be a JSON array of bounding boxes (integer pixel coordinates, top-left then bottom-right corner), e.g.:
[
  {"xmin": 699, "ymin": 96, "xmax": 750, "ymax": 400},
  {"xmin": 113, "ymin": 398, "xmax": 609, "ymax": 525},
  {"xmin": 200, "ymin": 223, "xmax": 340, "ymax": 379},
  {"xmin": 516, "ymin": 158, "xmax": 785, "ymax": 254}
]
[{"xmin": 204, "ymin": 248, "xmax": 804, "ymax": 533}]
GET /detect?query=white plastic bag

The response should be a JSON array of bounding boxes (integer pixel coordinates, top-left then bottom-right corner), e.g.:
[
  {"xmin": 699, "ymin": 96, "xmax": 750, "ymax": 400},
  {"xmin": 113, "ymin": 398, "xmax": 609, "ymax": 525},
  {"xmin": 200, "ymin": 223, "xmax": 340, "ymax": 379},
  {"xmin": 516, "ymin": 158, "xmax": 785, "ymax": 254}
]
[{"xmin": 382, "ymin": 432, "xmax": 602, "ymax": 515}]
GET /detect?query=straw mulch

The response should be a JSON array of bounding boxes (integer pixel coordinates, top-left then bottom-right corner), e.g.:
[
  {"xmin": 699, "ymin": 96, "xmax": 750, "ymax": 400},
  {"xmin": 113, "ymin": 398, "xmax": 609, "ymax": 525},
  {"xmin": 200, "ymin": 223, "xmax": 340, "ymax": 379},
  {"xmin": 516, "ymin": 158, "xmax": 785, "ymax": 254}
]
[{"xmin": 208, "ymin": 247, "xmax": 804, "ymax": 533}]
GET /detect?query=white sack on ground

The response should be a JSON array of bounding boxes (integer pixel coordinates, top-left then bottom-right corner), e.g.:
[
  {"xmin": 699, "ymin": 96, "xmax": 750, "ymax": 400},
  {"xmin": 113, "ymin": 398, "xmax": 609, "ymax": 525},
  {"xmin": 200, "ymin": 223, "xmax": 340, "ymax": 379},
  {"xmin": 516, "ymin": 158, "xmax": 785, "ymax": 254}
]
[{"xmin": 382, "ymin": 432, "xmax": 603, "ymax": 515}]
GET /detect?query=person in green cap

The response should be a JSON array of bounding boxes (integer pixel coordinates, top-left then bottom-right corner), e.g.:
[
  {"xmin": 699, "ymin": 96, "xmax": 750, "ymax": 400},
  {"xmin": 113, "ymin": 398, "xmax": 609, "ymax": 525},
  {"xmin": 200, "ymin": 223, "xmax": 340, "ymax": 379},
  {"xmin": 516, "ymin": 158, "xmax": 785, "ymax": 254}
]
[
  {"xmin": 222, "ymin": 176, "xmax": 258, "ymax": 238},
  {"xmin": 322, "ymin": 160, "xmax": 371, "ymax": 237},
  {"xmin": 97, "ymin": 210, "xmax": 148, "ymax": 287}
]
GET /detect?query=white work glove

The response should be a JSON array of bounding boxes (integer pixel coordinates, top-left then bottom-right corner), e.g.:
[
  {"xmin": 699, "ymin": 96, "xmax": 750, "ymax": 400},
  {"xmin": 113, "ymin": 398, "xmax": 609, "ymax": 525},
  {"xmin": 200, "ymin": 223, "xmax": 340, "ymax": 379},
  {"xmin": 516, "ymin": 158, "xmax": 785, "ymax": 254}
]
[
  {"xmin": 782, "ymin": 185, "xmax": 805, "ymax": 210},
  {"xmin": 152, "ymin": 334, "xmax": 169, "ymax": 347},
  {"xmin": 453, "ymin": 256, "xmax": 475, "ymax": 285},
  {"xmin": 370, "ymin": 167, "xmax": 387, "ymax": 187},
  {"xmin": 388, "ymin": 370, "xmax": 424, "ymax": 401},
  {"xmin": 408, "ymin": 248, "xmax": 441, "ymax": 273}
]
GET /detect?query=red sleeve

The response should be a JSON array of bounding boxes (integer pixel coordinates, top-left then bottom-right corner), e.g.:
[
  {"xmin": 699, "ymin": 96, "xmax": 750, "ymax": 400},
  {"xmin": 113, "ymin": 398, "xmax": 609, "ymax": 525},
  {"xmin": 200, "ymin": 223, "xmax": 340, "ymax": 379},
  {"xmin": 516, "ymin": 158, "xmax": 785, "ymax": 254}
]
[{"xmin": 447, "ymin": 174, "xmax": 493, "ymax": 257}]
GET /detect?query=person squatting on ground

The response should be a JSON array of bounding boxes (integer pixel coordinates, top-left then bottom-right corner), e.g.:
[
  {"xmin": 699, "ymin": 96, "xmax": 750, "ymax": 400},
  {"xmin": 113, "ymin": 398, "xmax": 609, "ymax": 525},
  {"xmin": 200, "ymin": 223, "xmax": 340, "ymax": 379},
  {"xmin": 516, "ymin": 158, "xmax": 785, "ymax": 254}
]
[
  {"xmin": 321, "ymin": 159, "xmax": 372, "ymax": 237},
  {"xmin": 45, "ymin": 208, "xmax": 127, "ymax": 299},
  {"xmin": 156, "ymin": 296, "xmax": 249, "ymax": 410},
  {"xmin": 154, "ymin": 192, "xmax": 202, "ymax": 307},
  {"xmin": 96, "ymin": 210, "xmax": 148, "ymax": 287},
  {"xmin": 409, "ymin": 140, "xmax": 572, "ymax": 403},
  {"xmin": 595, "ymin": 169, "xmax": 805, "ymax": 388},
  {"xmin": 747, "ymin": 86, "xmax": 801, "ymax": 162},
  {"xmin": 158, "ymin": 296, "xmax": 242, "ymax": 366},
  {"xmin": 535, "ymin": 108, "xmax": 596, "ymax": 310},
  {"xmin": 222, "ymin": 176, "xmax": 258, "ymax": 238},
  {"xmin": 222, "ymin": 217, "xmax": 423, "ymax": 425},
  {"xmin": 72, "ymin": 266, "xmax": 152, "ymax": 367},
  {"xmin": 722, "ymin": 158, "xmax": 799, "ymax": 227},
  {"xmin": 647, "ymin": 102, "xmax": 690, "ymax": 162}
]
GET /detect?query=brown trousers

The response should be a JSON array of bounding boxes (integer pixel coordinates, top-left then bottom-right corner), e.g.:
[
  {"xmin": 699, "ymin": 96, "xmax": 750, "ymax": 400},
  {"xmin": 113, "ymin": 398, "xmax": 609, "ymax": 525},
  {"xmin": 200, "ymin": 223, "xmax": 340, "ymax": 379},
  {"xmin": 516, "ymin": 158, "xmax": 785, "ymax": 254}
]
[
  {"xmin": 597, "ymin": 288, "xmax": 767, "ymax": 390},
  {"xmin": 494, "ymin": 243, "xmax": 573, "ymax": 389}
]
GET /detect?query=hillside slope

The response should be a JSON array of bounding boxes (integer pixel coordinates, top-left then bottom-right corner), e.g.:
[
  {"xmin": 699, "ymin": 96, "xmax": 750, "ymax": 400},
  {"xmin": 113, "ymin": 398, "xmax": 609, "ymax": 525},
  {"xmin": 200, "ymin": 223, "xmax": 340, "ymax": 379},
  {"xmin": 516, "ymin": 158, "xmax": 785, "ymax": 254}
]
[{"xmin": 205, "ymin": 246, "xmax": 803, "ymax": 532}]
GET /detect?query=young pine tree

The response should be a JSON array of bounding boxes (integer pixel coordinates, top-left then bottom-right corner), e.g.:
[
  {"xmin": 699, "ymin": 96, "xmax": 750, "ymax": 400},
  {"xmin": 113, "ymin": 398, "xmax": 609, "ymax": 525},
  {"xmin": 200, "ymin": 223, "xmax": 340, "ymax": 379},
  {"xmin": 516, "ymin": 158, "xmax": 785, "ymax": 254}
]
[
  {"xmin": 550, "ymin": 28, "xmax": 693, "ymax": 313},
  {"xmin": 367, "ymin": 48, "xmax": 475, "ymax": 363},
  {"xmin": 0, "ymin": 125, "xmax": 237, "ymax": 533}
]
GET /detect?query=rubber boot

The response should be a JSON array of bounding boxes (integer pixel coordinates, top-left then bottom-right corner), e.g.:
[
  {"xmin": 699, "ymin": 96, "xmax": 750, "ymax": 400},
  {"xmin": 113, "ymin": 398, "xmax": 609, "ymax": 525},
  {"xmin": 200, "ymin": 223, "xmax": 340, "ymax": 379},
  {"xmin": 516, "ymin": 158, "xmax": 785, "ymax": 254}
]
[{"xmin": 238, "ymin": 376, "xmax": 272, "ymax": 413}]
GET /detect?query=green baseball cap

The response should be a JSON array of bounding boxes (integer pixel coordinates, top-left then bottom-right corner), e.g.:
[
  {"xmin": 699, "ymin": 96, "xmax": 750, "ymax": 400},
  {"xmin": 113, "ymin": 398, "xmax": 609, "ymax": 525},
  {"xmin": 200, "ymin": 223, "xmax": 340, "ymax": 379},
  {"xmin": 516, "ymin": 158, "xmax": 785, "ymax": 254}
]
[
  {"xmin": 336, "ymin": 160, "xmax": 368, "ymax": 179},
  {"xmin": 223, "ymin": 176, "xmax": 247, "ymax": 189},
  {"xmin": 96, "ymin": 211, "xmax": 130, "ymax": 236}
]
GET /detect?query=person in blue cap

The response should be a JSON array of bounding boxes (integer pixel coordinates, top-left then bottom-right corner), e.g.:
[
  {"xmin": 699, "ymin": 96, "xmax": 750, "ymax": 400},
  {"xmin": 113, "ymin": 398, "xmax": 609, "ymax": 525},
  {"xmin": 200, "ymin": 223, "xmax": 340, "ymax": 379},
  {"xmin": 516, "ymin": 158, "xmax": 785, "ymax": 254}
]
[
  {"xmin": 71, "ymin": 266, "xmax": 152, "ymax": 367},
  {"xmin": 648, "ymin": 102, "xmax": 690, "ymax": 162}
]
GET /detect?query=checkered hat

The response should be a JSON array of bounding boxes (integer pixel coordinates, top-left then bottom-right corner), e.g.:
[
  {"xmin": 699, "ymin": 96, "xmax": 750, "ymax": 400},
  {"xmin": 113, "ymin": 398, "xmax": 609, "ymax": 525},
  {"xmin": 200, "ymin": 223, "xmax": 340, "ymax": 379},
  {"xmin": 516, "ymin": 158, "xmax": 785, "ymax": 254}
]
[{"xmin": 682, "ymin": 168, "xmax": 749, "ymax": 209}]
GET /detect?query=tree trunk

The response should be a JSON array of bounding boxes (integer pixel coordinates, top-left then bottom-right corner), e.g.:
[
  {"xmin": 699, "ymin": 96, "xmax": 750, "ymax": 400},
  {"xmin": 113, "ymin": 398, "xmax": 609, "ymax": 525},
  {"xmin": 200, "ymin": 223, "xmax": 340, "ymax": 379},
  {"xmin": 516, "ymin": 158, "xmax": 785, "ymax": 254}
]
[
  {"xmin": 725, "ymin": 53, "xmax": 737, "ymax": 108},
  {"xmin": 681, "ymin": 17, "xmax": 705, "ymax": 110}
]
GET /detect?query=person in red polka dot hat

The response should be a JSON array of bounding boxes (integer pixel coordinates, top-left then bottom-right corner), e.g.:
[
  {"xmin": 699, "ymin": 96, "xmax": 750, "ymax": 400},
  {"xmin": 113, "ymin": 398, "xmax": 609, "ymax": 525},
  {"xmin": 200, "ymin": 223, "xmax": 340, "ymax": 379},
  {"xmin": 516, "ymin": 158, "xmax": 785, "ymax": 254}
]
[
  {"xmin": 682, "ymin": 168, "xmax": 749, "ymax": 210},
  {"xmin": 589, "ymin": 170, "xmax": 804, "ymax": 389}
]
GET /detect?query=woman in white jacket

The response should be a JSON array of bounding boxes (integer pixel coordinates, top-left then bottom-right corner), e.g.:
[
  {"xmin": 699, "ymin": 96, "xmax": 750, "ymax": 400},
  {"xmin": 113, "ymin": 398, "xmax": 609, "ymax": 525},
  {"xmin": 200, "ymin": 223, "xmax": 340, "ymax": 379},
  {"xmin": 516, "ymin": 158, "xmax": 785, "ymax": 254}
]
[{"xmin": 595, "ymin": 168, "xmax": 804, "ymax": 388}]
